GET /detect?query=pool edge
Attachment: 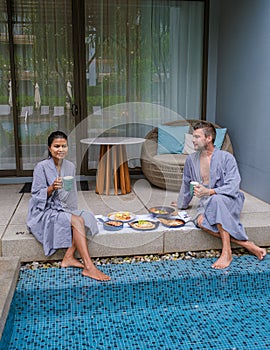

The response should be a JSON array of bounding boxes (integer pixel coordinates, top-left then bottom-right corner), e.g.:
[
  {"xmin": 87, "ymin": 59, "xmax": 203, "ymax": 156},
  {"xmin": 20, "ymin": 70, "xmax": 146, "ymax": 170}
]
[{"xmin": 0, "ymin": 256, "xmax": 20, "ymax": 340}]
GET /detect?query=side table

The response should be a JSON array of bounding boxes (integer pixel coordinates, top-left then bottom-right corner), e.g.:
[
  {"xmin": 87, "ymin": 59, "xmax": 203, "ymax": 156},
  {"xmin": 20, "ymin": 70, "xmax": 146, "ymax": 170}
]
[{"xmin": 80, "ymin": 137, "xmax": 145, "ymax": 195}]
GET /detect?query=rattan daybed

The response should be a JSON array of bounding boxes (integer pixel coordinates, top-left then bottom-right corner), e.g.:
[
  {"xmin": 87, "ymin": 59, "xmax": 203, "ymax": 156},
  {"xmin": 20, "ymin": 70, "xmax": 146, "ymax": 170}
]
[{"xmin": 141, "ymin": 119, "xmax": 233, "ymax": 191}]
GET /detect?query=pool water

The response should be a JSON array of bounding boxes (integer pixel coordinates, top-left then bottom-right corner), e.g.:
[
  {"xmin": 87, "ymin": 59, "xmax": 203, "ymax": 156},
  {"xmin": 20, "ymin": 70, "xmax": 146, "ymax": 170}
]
[
  {"xmin": 2, "ymin": 121, "xmax": 58, "ymax": 140},
  {"xmin": 1, "ymin": 255, "xmax": 270, "ymax": 350}
]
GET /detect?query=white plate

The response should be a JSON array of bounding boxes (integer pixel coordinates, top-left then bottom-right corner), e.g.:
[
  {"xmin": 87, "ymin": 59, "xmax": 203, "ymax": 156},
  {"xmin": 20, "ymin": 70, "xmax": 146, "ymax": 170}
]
[{"xmin": 107, "ymin": 211, "xmax": 136, "ymax": 222}]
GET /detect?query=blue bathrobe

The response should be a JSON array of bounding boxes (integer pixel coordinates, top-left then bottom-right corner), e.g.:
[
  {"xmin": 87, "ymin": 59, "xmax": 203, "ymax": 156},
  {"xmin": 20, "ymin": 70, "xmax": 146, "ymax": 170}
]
[
  {"xmin": 27, "ymin": 157, "xmax": 98, "ymax": 256},
  {"xmin": 177, "ymin": 148, "xmax": 248, "ymax": 241}
]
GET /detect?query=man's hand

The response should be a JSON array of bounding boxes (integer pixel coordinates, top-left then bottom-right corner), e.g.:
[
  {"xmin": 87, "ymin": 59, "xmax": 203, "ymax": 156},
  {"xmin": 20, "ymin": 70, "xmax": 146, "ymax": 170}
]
[{"xmin": 194, "ymin": 184, "xmax": 211, "ymax": 198}]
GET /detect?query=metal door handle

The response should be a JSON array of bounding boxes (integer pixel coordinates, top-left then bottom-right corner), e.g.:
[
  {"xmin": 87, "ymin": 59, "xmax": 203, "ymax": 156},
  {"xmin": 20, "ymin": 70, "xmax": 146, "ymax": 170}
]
[{"xmin": 71, "ymin": 104, "xmax": 78, "ymax": 116}]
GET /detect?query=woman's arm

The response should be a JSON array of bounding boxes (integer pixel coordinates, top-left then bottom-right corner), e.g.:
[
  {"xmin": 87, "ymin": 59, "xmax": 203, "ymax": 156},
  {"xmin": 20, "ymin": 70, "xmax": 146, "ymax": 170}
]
[{"xmin": 47, "ymin": 177, "xmax": 62, "ymax": 197}]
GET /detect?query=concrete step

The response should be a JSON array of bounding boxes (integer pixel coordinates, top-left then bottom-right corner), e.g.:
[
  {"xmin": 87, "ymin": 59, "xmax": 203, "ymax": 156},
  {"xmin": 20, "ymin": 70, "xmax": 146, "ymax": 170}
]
[
  {"xmin": 1, "ymin": 182, "xmax": 270, "ymax": 262},
  {"xmin": 0, "ymin": 256, "xmax": 20, "ymax": 339}
]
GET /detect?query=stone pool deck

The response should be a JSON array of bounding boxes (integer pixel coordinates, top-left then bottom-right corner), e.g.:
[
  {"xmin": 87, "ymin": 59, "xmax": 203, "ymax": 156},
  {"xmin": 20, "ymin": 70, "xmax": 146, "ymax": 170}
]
[{"xmin": 1, "ymin": 179, "xmax": 270, "ymax": 339}]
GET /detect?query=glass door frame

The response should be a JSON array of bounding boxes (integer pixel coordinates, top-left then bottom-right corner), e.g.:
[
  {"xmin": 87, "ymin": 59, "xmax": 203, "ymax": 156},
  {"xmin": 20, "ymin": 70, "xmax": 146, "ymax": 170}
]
[
  {"xmin": 76, "ymin": 0, "xmax": 210, "ymax": 177},
  {"xmin": 71, "ymin": 0, "xmax": 89, "ymax": 176},
  {"xmin": 1, "ymin": 0, "xmax": 81, "ymax": 178},
  {"xmin": 0, "ymin": 0, "xmax": 209, "ymax": 178}
]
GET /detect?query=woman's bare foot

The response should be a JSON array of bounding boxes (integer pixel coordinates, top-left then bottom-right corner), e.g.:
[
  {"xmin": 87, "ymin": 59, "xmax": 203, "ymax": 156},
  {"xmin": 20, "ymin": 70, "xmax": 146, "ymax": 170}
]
[
  {"xmin": 212, "ymin": 252, "xmax": 233, "ymax": 269},
  {"xmin": 82, "ymin": 265, "xmax": 111, "ymax": 281},
  {"xmin": 61, "ymin": 257, "xmax": 84, "ymax": 269}
]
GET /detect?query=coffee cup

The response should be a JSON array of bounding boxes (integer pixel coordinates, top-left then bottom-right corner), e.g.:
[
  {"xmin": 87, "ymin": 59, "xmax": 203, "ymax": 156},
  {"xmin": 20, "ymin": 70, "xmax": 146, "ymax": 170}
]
[
  {"xmin": 62, "ymin": 176, "xmax": 74, "ymax": 192},
  {"xmin": 190, "ymin": 181, "xmax": 199, "ymax": 196}
]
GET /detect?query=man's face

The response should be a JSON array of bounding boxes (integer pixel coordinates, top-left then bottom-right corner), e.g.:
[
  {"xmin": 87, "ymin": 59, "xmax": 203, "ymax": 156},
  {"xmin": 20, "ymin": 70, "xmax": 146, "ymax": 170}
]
[{"xmin": 192, "ymin": 128, "xmax": 210, "ymax": 151}]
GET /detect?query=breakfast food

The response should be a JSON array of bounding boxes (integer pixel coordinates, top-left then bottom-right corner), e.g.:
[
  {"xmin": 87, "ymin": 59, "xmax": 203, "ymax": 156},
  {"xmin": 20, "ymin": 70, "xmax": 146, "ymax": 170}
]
[
  {"xmin": 107, "ymin": 211, "xmax": 135, "ymax": 222},
  {"xmin": 158, "ymin": 218, "xmax": 185, "ymax": 227},
  {"xmin": 149, "ymin": 206, "xmax": 175, "ymax": 217},
  {"xmin": 129, "ymin": 220, "xmax": 156, "ymax": 230},
  {"xmin": 150, "ymin": 208, "xmax": 168, "ymax": 215},
  {"xmin": 105, "ymin": 220, "xmax": 123, "ymax": 227},
  {"xmin": 114, "ymin": 212, "xmax": 131, "ymax": 221}
]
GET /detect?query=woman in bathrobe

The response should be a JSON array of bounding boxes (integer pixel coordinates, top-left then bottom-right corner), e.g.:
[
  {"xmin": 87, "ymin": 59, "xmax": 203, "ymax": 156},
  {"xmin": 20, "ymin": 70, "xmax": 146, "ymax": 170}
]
[
  {"xmin": 177, "ymin": 121, "xmax": 266, "ymax": 269},
  {"xmin": 27, "ymin": 131, "xmax": 110, "ymax": 281}
]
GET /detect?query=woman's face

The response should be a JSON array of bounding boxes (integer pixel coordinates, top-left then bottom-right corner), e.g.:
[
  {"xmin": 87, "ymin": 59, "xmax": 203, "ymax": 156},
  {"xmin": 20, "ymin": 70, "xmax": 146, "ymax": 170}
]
[{"xmin": 49, "ymin": 138, "xmax": 68, "ymax": 161}]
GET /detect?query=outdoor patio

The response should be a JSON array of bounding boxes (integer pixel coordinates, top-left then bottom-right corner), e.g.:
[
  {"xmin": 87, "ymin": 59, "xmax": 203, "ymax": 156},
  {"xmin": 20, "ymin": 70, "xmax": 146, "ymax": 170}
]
[
  {"xmin": 1, "ymin": 179, "xmax": 270, "ymax": 262},
  {"xmin": 1, "ymin": 179, "xmax": 270, "ymax": 338}
]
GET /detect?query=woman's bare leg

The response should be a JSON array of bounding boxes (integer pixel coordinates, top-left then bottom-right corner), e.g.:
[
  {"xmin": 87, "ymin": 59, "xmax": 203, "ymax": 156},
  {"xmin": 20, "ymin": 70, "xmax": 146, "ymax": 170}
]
[
  {"xmin": 197, "ymin": 215, "xmax": 266, "ymax": 269},
  {"xmin": 61, "ymin": 238, "xmax": 84, "ymax": 269},
  {"xmin": 70, "ymin": 215, "xmax": 110, "ymax": 281}
]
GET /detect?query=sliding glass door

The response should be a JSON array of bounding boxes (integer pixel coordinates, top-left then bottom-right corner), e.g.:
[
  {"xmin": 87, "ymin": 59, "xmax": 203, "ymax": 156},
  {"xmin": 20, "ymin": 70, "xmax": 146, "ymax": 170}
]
[
  {"xmin": 83, "ymin": 0, "xmax": 206, "ymax": 171},
  {"xmin": 0, "ymin": 0, "xmax": 207, "ymax": 176},
  {"xmin": 0, "ymin": 0, "xmax": 75, "ymax": 174},
  {"xmin": 0, "ymin": 0, "xmax": 15, "ymax": 172}
]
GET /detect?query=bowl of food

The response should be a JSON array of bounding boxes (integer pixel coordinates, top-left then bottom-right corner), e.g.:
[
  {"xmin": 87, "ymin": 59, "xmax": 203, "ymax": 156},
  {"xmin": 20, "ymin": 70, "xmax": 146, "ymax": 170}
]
[
  {"xmin": 149, "ymin": 206, "xmax": 175, "ymax": 218},
  {"xmin": 103, "ymin": 220, "xmax": 124, "ymax": 231}
]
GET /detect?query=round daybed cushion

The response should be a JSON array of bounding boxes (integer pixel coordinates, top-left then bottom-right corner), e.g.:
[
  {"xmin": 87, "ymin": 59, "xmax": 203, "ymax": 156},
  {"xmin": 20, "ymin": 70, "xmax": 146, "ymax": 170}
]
[{"xmin": 141, "ymin": 119, "xmax": 233, "ymax": 191}]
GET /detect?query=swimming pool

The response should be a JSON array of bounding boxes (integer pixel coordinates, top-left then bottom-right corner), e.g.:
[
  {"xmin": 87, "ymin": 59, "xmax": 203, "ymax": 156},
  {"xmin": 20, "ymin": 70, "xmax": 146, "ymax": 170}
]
[
  {"xmin": 2, "ymin": 121, "xmax": 58, "ymax": 140},
  {"xmin": 1, "ymin": 255, "xmax": 269, "ymax": 349}
]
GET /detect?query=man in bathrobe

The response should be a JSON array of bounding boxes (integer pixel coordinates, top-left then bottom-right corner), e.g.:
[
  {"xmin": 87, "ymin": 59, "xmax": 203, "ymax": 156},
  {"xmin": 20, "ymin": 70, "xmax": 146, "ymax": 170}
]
[{"xmin": 177, "ymin": 121, "xmax": 266, "ymax": 269}]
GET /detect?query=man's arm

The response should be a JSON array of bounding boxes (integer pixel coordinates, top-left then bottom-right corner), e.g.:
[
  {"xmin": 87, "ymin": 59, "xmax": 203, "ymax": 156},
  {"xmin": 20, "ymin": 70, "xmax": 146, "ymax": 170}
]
[
  {"xmin": 177, "ymin": 157, "xmax": 194, "ymax": 209},
  {"xmin": 214, "ymin": 153, "xmax": 241, "ymax": 197}
]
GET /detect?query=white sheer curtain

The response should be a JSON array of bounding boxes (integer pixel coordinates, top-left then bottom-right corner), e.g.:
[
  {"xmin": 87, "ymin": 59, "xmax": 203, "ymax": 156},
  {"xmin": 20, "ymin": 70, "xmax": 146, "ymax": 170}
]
[
  {"xmin": 0, "ymin": 0, "xmax": 16, "ymax": 170},
  {"xmin": 85, "ymin": 0, "xmax": 205, "ymax": 169},
  {"xmin": 10, "ymin": 0, "xmax": 74, "ymax": 170},
  {"xmin": 167, "ymin": 1, "xmax": 204, "ymax": 117}
]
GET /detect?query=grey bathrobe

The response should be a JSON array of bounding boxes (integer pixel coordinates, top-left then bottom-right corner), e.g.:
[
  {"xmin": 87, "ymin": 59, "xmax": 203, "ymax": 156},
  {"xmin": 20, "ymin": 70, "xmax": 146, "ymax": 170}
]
[
  {"xmin": 27, "ymin": 157, "xmax": 98, "ymax": 256},
  {"xmin": 177, "ymin": 148, "xmax": 248, "ymax": 241}
]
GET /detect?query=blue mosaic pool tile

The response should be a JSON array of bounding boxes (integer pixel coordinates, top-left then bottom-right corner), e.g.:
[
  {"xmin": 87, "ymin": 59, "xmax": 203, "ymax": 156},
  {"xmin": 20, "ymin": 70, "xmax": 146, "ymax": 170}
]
[{"xmin": 1, "ymin": 255, "xmax": 270, "ymax": 350}]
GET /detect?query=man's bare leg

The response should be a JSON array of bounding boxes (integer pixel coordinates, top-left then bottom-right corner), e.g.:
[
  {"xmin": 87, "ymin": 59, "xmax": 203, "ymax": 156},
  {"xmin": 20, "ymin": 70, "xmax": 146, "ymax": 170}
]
[
  {"xmin": 208, "ymin": 224, "xmax": 232, "ymax": 269},
  {"xmin": 71, "ymin": 215, "xmax": 110, "ymax": 281},
  {"xmin": 230, "ymin": 238, "xmax": 266, "ymax": 260},
  {"xmin": 197, "ymin": 215, "xmax": 267, "ymax": 267},
  {"xmin": 61, "ymin": 238, "xmax": 84, "ymax": 269}
]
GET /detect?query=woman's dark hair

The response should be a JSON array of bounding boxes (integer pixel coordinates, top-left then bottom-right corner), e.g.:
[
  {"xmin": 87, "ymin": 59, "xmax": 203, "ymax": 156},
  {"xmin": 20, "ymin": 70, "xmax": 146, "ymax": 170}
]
[
  {"xmin": 193, "ymin": 121, "xmax": 216, "ymax": 144},
  {"xmin": 48, "ymin": 131, "xmax": 68, "ymax": 157}
]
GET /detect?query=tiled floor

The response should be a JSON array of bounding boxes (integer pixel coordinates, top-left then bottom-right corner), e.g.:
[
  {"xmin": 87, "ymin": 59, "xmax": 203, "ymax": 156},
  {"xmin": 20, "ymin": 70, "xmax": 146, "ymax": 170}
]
[
  {"xmin": 1, "ymin": 255, "xmax": 270, "ymax": 349},
  {"xmin": 1, "ymin": 179, "xmax": 270, "ymax": 344},
  {"xmin": 1, "ymin": 180, "xmax": 270, "ymax": 262}
]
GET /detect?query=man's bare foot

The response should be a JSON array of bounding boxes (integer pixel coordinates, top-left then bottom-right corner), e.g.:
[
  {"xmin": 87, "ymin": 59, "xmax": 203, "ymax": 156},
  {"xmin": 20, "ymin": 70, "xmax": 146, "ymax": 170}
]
[
  {"xmin": 243, "ymin": 242, "xmax": 267, "ymax": 260},
  {"xmin": 82, "ymin": 265, "xmax": 111, "ymax": 281},
  {"xmin": 212, "ymin": 252, "xmax": 233, "ymax": 269},
  {"xmin": 61, "ymin": 257, "xmax": 84, "ymax": 269}
]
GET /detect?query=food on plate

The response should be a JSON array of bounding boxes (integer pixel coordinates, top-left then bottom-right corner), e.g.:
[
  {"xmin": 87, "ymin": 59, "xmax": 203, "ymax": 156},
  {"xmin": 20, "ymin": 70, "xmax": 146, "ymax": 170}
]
[
  {"xmin": 104, "ymin": 220, "xmax": 123, "ymax": 227},
  {"xmin": 150, "ymin": 208, "xmax": 168, "ymax": 215},
  {"xmin": 108, "ymin": 211, "xmax": 132, "ymax": 221},
  {"xmin": 158, "ymin": 218, "xmax": 185, "ymax": 227},
  {"xmin": 130, "ymin": 220, "xmax": 156, "ymax": 230},
  {"xmin": 114, "ymin": 212, "xmax": 132, "ymax": 221},
  {"xmin": 149, "ymin": 206, "xmax": 175, "ymax": 217}
]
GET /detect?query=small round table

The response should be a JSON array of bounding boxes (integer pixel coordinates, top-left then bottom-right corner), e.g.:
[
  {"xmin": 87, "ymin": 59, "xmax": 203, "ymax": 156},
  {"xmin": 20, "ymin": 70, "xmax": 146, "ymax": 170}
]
[{"xmin": 80, "ymin": 137, "xmax": 145, "ymax": 195}]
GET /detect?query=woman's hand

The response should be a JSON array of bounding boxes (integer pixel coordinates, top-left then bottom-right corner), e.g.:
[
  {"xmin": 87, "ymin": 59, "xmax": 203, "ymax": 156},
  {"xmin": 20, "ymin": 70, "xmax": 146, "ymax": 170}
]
[
  {"xmin": 53, "ymin": 177, "xmax": 63, "ymax": 190},
  {"xmin": 47, "ymin": 177, "xmax": 62, "ymax": 197}
]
